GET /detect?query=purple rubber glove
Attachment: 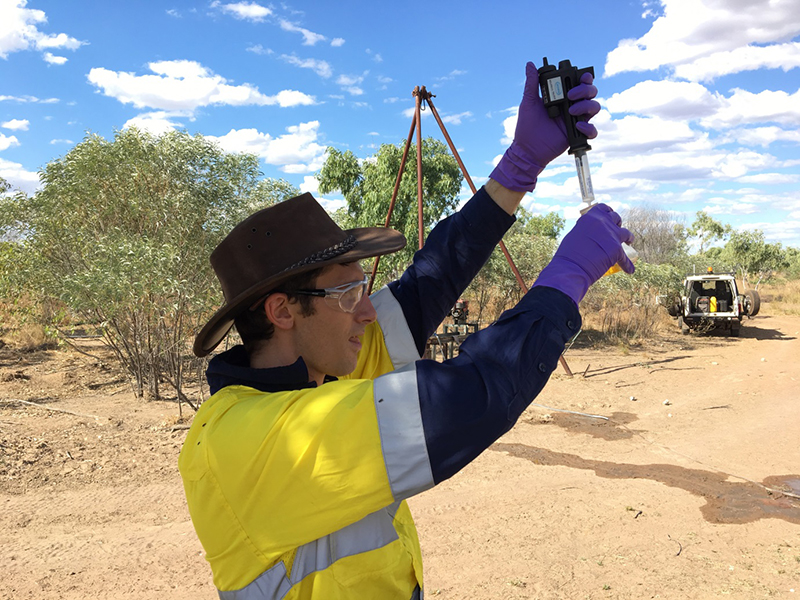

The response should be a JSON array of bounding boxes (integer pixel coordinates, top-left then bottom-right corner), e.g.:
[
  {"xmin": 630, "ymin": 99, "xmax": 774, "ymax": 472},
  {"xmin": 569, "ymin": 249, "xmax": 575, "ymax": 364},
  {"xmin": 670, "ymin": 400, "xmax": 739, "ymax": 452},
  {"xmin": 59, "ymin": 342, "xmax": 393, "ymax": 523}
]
[
  {"xmin": 533, "ymin": 204, "xmax": 635, "ymax": 306},
  {"xmin": 490, "ymin": 63, "xmax": 601, "ymax": 193}
]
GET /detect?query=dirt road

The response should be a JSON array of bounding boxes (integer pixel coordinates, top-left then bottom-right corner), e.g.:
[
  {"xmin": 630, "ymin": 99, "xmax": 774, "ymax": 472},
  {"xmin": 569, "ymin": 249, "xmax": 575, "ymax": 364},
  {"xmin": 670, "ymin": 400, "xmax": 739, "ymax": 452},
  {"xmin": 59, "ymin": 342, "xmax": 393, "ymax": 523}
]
[{"xmin": 1, "ymin": 312, "xmax": 798, "ymax": 599}]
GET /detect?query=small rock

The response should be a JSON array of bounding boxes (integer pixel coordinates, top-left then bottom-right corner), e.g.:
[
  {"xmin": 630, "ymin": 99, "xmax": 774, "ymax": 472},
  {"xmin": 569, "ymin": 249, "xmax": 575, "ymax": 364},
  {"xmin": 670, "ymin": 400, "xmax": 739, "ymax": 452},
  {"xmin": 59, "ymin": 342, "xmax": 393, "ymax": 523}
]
[
  {"xmin": 663, "ymin": 399, "xmax": 671, "ymax": 406},
  {"xmin": 668, "ymin": 413, "xmax": 672, "ymax": 418},
  {"xmin": 630, "ymin": 396, "xmax": 637, "ymax": 401},
  {"xmin": 761, "ymin": 357, "xmax": 766, "ymax": 362},
  {"xmin": 711, "ymin": 361, "xmax": 718, "ymax": 365}
]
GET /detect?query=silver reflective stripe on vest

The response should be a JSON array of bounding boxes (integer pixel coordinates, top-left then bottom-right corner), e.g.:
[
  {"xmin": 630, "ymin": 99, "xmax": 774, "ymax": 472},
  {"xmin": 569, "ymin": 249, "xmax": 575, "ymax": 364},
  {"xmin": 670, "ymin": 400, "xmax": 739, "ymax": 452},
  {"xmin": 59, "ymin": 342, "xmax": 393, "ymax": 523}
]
[
  {"xmin": 371, "ymin": 286, "xmax": 421, "ymax": 369},
  {"xmin": 373, "ymin": 363, "xmax": 434, "ymax": 501},
  {"xmin": 218, "ymin": 503, "xmax": 402, "ymax": 600}
]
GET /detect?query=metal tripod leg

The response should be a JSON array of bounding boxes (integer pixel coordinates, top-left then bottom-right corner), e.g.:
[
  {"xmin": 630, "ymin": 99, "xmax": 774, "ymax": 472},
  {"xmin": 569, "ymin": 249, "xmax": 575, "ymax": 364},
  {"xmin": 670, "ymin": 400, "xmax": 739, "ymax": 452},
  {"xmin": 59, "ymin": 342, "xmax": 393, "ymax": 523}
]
[{"xmin": 368, "ymin": 85, "xmax": 574, "ymax": 377}]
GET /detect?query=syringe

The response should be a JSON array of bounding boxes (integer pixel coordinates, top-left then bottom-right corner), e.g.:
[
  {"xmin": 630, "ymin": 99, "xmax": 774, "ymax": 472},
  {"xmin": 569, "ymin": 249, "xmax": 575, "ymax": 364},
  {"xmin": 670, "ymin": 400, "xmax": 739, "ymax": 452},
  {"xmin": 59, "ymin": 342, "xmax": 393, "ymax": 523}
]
[
  {"xmin": 574, "ymin": 149, "xmax": 595, "ymax": 213},
  {"xmin": 538, "ymin": 57, "xmax": 637, "ymax": 274}
]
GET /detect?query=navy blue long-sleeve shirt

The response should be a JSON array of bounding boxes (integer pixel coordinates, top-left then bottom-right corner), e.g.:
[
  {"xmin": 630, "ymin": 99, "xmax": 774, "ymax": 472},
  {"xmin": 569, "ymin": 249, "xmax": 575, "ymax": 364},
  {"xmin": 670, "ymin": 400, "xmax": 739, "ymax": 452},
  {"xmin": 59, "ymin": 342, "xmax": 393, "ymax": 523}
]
[{"xmin": 206, "ymin": 185, "xmax": 581, "ymax": 485}]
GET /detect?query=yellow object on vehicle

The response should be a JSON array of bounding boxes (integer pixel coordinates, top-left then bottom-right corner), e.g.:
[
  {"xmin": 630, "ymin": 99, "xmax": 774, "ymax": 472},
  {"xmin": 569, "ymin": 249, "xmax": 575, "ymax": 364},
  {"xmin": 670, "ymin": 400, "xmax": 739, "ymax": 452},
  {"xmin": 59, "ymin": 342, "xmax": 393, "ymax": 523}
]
[{"xmin": 710, "ymin": 296, "xmax": 717, "ymax": 312}]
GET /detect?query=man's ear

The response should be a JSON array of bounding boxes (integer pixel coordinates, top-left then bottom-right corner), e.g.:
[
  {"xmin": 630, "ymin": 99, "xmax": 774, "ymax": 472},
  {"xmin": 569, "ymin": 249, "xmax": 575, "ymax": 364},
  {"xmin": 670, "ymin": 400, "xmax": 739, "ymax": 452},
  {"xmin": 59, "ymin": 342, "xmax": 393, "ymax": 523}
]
[{"xmin": 263, "ymin": 293, "xmax": 295, "ymax": 331}]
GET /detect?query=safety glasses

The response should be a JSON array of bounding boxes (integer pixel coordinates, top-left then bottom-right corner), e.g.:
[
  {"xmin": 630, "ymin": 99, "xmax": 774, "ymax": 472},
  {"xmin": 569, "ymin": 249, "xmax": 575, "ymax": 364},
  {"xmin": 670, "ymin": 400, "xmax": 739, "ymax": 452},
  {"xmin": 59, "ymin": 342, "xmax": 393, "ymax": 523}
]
[
  {"xmin": 250, "ymin": 275, "xmax": 370, "ymax": 313},
  {"xmin": 288, "ymin": 274, "xmax": 369, "ymax": 313}
]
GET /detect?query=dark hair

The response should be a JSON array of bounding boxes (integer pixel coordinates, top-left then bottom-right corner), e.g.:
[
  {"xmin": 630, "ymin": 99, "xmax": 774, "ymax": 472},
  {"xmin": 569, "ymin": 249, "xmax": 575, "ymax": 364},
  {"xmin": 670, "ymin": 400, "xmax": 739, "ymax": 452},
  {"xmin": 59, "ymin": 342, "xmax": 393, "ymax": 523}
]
[{"xmin": 234, "ymin": 266, "xmax": 325, "ymax": 356}]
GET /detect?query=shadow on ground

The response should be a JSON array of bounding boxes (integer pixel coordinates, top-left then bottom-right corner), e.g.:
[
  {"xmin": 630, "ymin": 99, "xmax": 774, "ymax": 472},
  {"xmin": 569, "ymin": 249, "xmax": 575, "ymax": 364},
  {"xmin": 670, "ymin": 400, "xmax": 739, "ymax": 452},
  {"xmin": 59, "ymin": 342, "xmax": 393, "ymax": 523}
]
[{"xmin": 493, "ymin": 442, "xmax": 800, "ymax": 525}]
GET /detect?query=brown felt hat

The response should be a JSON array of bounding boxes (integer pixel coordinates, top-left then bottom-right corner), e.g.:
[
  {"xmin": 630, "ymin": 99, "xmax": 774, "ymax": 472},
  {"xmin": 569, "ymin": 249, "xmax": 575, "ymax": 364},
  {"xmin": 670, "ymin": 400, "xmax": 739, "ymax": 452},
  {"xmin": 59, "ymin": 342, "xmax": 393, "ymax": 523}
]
[{"xmin": 193, "ymin": 192, "xmax": 406, "ymax": 357}]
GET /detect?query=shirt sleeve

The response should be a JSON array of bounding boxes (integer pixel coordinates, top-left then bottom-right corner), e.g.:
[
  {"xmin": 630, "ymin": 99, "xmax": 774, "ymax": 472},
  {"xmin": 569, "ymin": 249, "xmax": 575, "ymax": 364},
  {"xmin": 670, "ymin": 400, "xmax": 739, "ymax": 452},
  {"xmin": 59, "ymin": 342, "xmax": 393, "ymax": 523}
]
[
  {"xmin": 387, "ymin": 186, "xmax": 516, "ymax": 355},
  {"xmin": 411, "ymin": 285, "xmax": 581, "ymax": 484}
]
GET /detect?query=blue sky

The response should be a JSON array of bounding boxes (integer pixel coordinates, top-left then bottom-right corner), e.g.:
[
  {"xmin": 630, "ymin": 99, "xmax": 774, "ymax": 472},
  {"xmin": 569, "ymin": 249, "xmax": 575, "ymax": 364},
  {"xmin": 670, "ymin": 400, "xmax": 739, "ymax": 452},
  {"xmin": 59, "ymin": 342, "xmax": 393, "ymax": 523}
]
[{"xmin": 2, "ymin": 0, "xmax": 799, "ymax": 248}]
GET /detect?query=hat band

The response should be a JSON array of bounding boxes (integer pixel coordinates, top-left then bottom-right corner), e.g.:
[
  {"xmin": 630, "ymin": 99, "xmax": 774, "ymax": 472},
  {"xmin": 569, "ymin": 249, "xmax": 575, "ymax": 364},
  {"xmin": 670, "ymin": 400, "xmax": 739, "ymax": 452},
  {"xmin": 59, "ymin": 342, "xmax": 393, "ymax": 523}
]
[{"xmin": 282, "ymin": 234, "xmax": 358, "ymax": 273}]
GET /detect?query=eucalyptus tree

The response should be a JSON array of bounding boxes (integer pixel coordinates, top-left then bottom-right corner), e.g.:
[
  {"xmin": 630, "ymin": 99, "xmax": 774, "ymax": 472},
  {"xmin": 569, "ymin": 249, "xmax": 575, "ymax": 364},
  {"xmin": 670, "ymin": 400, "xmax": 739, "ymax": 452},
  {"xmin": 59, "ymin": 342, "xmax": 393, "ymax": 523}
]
[
  {"xmin": 316, "ymin": 139, "xmax": 463, "ymax": 286},
  {"xmin": 0, "ymin": 128, "xmax": 297, "ymax": 408}
]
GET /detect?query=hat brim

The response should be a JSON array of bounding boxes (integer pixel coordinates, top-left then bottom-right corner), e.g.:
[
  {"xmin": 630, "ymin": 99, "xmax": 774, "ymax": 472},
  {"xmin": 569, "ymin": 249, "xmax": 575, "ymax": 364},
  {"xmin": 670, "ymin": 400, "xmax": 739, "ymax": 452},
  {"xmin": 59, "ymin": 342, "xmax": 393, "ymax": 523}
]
[{"xmin": 193, "ymin": 226, "xmax": 406, "ymax": 357}]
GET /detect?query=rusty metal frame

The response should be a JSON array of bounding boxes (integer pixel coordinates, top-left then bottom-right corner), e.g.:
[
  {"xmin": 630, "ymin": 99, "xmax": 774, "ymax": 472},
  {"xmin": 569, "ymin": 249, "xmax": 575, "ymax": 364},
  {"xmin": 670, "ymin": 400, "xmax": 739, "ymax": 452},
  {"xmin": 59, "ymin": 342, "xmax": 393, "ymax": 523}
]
[{"xmin": 368, "ymin": 85, "xmax": 573, "ymax": 376}]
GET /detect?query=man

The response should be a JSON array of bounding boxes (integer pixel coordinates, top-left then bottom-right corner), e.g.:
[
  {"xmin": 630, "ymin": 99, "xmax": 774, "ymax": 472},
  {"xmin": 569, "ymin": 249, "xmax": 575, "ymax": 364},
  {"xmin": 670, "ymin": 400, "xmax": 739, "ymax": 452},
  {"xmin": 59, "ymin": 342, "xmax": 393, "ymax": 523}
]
[{"xmin": 179, "ymin": 62, "xmax": 634, "ymax": 599}]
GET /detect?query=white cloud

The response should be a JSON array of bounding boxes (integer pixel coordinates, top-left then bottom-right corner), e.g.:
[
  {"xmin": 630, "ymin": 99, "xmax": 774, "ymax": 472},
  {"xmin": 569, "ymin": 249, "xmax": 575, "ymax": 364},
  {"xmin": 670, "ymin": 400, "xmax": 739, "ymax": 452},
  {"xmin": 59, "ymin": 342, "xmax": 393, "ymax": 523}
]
[
  {"xmin": 280, "ymin": 54, "xmax": 332, "ymax": 78},
  {"xmin": 401, "ymin": 106, "xmax": 433, "ymax": 120},
  {"xmin": 337, "ymin": 73, "xmax": 365, "ymax": 96},
  {"xmin": 605, "ymin": 0, "xmax": 800, "ymax": 81},
  {"xmin": 735, "ymin": 173, "xmax": 800, "ymax": 184},
  {"xmin": 441, "ymin": 111, "xmax": 473, "ymax": 125},
  {"xmin": 331, "ymin": 38, "xmax": 345, "ymax": 47},
  {"xmin": 49, "ymin": 138, "xmax": 73, "ymax": 145},
  {"xmin": 537, "ymin": 166, "xmax": 572, "ymax": 179},
  {"xmin": 699, "ymin": 88, "xmax": 800, "ymax": 129},
  {"xmin": 246, "ymin": 44, "xmax": 273, "ymax": 55},
  {"xmin": 279, "ymin": 19, "xmax": 326, "ymax": 45},
  {"xmin": 596, "ymin": 145, "xmax": 776, "ymax": 185},
  {"xmin": 436, "ymin": 69, "xmax": 467, "ymax": 82},
  {"xmin": 741, "ymin": 220, "xmax": 800, "ymax": 246},
  {"xmin": 0, "ymin": 133, "xmax": 20, "ymax": 151},
  {"xmin": 0, "ymin": 157, "xmax": 40, "ymax": 193},
  {"xmin": 500, "ymin": 108, "xmax": 517, "ymax": 145},
  {"xmin": 123, "ymin": 111, "xmax": 191, "ymax": 135},
  {"xmin": 0, "ymin": 94, "xmax": 58, "ymax": 103},
  {"xmin": 43, "ymin": 51, "xmax": 67, "ymax": 65},
  {"xmin": 674, "ymin": 41, "xmax": 800, "ymax": 82},
  {"xmin": 591, "ymin": 111, "xmax": 702, "ymax": 155},
  {"xmin": 703, "ymin": 199, "xmax": 760, "ymax": 216},
  {"xmin": 604, "ymin": 81, "xmax": 800, "ymax": 130},
  {"xmin": 208, "ymin": 121, "xmax": 327, "ymax": 173},
  {"xmin": 87, "ymin": 60, "xmax": 316, "ymax": 111},
  {"xmin": 316, "ymin": 196, "xmax": 346, "ymax": 213},
  {"xmin": 1, "ymin": 119, "xmax": 29, "ymax": 131},
  {"xmin": 366, "ymin": 49, "xmax": 382, "ymax": 63},
  {"xmin": 212, "ymin": 1, "xmax": 272, "ymax": 21},
  {"xmin": 0, "ymin": 0, "xmax": 83, "ymax": 59},
  {"xmin": 731, "ymin": 126, "xmax": 800, "ymax": 147},
  {"xmin": 604, "ymin": 80, "xmax": 724, "ymax": 120},
  {"xmin": 299, "ymin": 175, "xmax": 319, "ymax": 194}
]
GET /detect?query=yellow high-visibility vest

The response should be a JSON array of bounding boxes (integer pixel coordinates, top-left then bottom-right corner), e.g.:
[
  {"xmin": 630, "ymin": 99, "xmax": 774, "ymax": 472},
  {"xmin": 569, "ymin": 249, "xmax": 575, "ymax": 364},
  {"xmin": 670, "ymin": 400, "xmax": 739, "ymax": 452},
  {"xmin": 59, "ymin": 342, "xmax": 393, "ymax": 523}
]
[{"xmin": 179, "ymin": 288, "xmax": 430, "ymax": 599}]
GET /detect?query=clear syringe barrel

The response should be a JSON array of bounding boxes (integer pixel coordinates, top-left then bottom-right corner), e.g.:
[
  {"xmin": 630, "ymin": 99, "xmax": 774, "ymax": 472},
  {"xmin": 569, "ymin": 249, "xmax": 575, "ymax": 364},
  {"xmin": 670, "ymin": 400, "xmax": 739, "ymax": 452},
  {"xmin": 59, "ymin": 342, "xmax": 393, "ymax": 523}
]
[
  {"xmin": 573, "ymin": 150, "xmax": 639, "ymax": 274},
  {"xmin": 575, "ymin": 151, "xmax": 595, "ymax": 209}
]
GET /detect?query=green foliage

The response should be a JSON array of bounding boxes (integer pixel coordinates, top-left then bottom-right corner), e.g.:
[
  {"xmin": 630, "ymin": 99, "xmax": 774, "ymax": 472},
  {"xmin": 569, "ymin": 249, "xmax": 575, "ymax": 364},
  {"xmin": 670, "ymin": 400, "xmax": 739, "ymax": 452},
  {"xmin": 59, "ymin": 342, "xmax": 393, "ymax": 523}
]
[
  {"xmin": 0, "ymin": 128, "xmax": 297, "ymax": 405},
  {"xmin": 785, "ymin": 247, "xmax": 800, "ymax": 279},
  {"xmin": 317, "ymin": 139, "xmax": 463, "ymax": 285},
  {"xmin": 516, "ymin": 207, "xmax": 564, "ymax": 240},
  {"xmin": 464, "ymin": 225, "xmax": 558, "ymax": 325},
  {"xmin": 588, "ymin": 260, "xmax": 684, "ymax": 304},
  {"xmin": 718, "ymin": 229, "xmax": 788, "ymax": 288},
  {"xmin": 688, "ymin": 210, "xmax": 730, "ymax": 254}
]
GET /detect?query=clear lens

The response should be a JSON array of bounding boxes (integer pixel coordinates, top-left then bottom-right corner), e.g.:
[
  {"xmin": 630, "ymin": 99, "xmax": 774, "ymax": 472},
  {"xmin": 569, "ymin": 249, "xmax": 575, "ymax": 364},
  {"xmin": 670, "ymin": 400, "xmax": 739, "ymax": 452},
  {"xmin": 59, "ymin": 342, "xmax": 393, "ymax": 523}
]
[
  {"xmin": 338, "ymin": 285, "xmax": 363, "ymax": 312},
  {"xmin": 321, "ymin": 276, "xmax": 369, "ymax": 313}
]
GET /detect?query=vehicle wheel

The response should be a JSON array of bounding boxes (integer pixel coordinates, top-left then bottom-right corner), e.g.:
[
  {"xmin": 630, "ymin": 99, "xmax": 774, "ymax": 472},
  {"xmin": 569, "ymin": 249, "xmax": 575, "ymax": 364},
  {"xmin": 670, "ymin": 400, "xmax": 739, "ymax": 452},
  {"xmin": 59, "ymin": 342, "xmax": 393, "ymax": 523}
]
[
  {"xmin": 678, "ymin": 316, "xmax": 690, "ymax": 335},
  {"xmin": 744, "ymin": 289, "xmax": 761, "ymax": 317},
  {"xmin": 667, "ymin": 301, "xmax": 680, "ymax": 317}
]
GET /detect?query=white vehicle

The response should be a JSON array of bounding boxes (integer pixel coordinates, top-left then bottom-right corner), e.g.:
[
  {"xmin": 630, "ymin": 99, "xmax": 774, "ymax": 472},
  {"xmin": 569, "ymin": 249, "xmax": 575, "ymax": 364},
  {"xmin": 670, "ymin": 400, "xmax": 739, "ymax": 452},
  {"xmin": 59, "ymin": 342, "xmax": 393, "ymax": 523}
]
[{"xmin": 667, "ymin": 270, "xmax": 760, "ymax": 337}]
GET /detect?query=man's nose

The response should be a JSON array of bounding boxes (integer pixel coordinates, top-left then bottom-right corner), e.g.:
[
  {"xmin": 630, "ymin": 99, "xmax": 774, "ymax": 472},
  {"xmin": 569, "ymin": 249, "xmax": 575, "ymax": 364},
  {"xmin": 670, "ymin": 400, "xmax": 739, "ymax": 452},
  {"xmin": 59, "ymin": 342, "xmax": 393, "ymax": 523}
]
[{"xmin": 356, "ymin": 294, "xmax": 377, "ymax": 324}]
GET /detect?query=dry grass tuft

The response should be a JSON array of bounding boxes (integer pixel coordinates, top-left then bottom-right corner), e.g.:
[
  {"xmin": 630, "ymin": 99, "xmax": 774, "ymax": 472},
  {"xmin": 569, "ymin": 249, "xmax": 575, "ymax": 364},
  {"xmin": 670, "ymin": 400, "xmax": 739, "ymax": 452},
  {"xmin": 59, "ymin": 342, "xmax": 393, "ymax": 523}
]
[
  {"xmin": 6, "ymin": 323, "xmax": 57, "ymax": 352},
  {"xmin": 764, "ymin": 279, "xmax": 800, "ymax": 315},
  {"xmin": 581, "ymin": 303, "xmax": 673, "ymax": 346}
]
